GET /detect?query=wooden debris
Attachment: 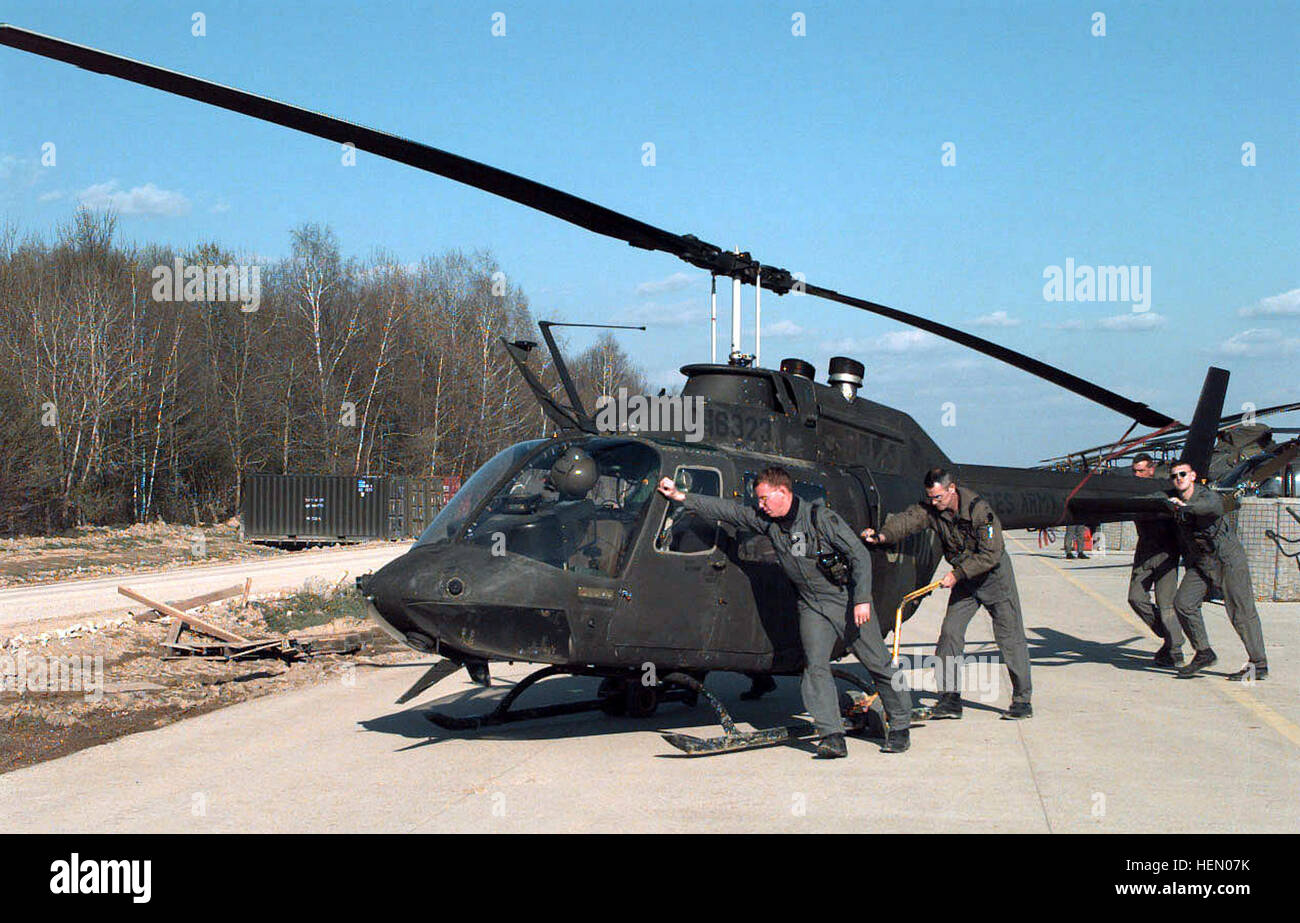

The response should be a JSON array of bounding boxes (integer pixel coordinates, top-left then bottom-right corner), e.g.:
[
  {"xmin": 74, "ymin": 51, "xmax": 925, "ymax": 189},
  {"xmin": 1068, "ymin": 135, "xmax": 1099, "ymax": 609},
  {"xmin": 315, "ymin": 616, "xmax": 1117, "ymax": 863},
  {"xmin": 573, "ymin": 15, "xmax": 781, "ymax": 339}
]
[
  {"xmin": 117, "ymin": 585, "xmax": 249, "ymax": 643},
  {"xmin": 130, "ymin": 583, "xmax": 249, "ymax": 622},
  {"xmin": 118, "ymin": 582, "xmax": 363, "ymax": 663}
]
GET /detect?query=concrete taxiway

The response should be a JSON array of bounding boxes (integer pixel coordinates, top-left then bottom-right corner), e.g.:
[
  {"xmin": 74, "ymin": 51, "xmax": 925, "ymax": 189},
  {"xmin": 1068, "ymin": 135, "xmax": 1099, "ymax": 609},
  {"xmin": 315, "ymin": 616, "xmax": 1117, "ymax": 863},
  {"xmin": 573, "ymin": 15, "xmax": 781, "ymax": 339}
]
[{"xmin": 2, "ymin": 540, "xmax": 1296, "ymax": 833}]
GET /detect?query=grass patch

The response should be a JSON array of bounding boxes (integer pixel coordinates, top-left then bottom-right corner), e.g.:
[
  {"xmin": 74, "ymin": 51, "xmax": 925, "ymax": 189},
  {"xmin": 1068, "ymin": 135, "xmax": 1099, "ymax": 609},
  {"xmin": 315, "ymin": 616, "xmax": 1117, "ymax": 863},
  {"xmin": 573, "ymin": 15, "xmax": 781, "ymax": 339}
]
[{"xmin": 251, "ymin": 579, "xmax": 370, "ymax": 633}]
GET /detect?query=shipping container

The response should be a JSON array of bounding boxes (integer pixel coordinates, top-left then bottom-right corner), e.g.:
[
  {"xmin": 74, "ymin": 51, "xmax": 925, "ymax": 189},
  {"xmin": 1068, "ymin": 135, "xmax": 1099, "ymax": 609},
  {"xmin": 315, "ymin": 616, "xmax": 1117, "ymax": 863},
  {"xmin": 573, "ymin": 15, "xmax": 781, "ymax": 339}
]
[{"xmin": 240, "ymin": 474, "xmax": 460, "ymax": 545}]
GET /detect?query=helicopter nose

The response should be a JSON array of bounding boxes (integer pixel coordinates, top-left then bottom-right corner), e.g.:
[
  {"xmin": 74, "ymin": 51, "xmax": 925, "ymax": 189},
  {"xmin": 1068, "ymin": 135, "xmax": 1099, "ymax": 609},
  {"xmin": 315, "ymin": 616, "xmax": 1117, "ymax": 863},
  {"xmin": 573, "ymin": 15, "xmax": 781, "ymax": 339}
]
[{"xmin": 359, "ymin": 543, "xmax": 575, "ymax": 662}]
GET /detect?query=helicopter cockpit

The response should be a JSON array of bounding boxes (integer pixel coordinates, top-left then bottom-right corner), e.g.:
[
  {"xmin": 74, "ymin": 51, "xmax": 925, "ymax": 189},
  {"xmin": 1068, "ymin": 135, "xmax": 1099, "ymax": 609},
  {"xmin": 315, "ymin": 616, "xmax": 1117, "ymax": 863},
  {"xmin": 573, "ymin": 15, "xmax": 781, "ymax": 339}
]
[{"xmin": 415, "ymin": 438, "xmax": 659, "ymax": 577}]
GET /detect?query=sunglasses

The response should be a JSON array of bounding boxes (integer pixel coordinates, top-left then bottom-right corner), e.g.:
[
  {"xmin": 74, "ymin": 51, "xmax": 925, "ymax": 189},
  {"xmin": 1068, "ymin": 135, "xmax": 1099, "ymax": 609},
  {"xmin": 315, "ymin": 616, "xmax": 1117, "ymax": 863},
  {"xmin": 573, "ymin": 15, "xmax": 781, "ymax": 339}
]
[{"xmin": 1171, "ymin": 471, "xmax": 1193, "ymax": 480}]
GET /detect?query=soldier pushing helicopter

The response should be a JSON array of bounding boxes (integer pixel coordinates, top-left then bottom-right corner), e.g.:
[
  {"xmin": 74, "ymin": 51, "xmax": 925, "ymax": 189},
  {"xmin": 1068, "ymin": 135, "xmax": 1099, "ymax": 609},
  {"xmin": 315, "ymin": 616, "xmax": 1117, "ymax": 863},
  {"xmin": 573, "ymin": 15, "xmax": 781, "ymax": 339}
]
[
  {"xmin": 863, "ymin": 466, "xmax": 1034, "ymax": 721},
  {"xmin": 657, "ymin": 466, "xmax": 913, "ymax": 758}
]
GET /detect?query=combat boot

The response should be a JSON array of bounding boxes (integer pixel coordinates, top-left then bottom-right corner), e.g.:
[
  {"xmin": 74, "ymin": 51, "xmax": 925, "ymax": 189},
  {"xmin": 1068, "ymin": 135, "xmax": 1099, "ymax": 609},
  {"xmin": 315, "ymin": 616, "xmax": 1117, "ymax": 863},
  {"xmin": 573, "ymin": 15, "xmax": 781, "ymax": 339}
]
[
  {"xmin": 813, "ymin": 732, "xmax": 847, "ymax": 759},
  {"xmin": 1153, "ymin": 645, "xmax": 1183, "ymax": 668},
  {"xmin": 1176, "ymin": 648, "xmax": 1218, "ymax": 678},
  {"xmin": 928, "ymin": 692, "xmax": 963, "ymax": 719},
  {"xmin": 880, "ymin": 728, "xmax": 910, "ymax": 753},
  {"xmin": 1226, "ymin": 664, "xmax": 1268, "ymax": 682}
]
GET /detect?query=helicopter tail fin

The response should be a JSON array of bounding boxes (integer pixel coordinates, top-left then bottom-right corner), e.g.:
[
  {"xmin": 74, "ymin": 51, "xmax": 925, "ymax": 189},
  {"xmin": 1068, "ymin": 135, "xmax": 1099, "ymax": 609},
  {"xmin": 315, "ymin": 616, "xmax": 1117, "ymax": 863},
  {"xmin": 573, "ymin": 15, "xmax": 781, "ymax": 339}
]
[{"xmin": 1181, "ymin": 367, "xmax": 1230, "ymax": 475}]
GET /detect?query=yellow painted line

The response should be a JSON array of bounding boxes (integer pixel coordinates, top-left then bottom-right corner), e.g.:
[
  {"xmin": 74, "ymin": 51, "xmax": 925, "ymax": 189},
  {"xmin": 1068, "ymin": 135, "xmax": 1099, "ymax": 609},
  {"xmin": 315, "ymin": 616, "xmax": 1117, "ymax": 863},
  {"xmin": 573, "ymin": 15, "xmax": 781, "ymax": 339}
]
[{"xmin": 1009, "ymin": 536, "xmax": 1300, "ymax": 749}]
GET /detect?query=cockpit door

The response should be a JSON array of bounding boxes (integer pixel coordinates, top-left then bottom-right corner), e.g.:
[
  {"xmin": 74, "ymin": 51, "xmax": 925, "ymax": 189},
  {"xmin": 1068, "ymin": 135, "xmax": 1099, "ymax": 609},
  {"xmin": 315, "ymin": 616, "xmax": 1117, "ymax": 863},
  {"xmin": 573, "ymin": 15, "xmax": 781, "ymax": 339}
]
[{"xmin": 605, "ymin": 465, "xmax": 726, "ymax": 652}]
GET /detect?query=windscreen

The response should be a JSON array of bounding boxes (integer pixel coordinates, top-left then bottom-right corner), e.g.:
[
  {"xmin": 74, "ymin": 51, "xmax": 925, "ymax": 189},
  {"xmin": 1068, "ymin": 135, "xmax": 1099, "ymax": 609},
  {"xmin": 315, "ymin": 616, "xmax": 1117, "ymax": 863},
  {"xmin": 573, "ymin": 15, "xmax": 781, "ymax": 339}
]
[
  {"xmin": 459, "ymin": 438, "xmax": 659, "ymax": 577},
  {"xmin": 414, "ymin": 440, "xmax": 548, "ymax": 547}
]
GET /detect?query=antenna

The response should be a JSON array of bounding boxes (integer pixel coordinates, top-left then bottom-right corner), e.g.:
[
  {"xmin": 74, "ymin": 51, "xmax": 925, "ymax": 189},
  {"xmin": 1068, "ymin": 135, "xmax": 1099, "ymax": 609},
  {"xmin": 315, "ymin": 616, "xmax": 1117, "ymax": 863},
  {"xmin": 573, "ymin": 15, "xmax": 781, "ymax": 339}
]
[
  {"xmin": 730, "ymin": 247, "xmax": 742, "ymax": 362},
  {"xmin": 710, "ymin": 274, "xmax": 717, "ymax": 364}
]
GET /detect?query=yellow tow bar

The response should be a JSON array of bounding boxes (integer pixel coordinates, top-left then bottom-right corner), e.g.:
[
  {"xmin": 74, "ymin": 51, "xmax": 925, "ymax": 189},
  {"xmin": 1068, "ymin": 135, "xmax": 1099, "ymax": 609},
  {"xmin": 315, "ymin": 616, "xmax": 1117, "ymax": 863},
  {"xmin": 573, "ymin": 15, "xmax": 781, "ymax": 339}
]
[{"xmin": 893, "ymin": 581, "xmax": 943, "ymax": 664}]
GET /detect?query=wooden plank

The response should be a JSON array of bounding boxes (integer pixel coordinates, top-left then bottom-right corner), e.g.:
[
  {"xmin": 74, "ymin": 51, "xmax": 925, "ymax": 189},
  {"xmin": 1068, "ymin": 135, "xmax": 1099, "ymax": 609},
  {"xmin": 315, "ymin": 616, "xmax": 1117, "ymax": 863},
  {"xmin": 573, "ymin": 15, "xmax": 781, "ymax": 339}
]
[
  {"xmin": 117, "ymin": 586, "xmax": 250, "ymax": 643},
  {"xmin": 131, "ymin": 583, "xmax": 247, "ymax": 622}
]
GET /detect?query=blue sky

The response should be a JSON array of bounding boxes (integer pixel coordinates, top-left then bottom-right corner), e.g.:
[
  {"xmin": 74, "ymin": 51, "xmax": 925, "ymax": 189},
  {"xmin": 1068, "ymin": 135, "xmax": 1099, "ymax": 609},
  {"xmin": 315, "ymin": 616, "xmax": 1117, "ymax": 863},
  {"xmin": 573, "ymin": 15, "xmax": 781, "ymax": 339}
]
[{"xmin": 2, "ymin": 1, "xmax": 1296, "ymax": 465}]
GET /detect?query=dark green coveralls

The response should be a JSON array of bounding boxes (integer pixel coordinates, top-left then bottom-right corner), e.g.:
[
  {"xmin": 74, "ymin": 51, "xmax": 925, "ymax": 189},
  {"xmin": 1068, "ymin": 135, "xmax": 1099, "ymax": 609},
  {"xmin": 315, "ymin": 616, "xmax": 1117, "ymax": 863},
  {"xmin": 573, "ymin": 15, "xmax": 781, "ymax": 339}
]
[
  {"xmin": 878, "ymin": 486, "xmax": 1032, "ymax": 706},
  {"xmin": 1166, "ymin": 485, "xmax": 1267, "ymax": 667},
  {"xmin": 681, "ymin": 492, "xmax": 911, "ymax": 737}
]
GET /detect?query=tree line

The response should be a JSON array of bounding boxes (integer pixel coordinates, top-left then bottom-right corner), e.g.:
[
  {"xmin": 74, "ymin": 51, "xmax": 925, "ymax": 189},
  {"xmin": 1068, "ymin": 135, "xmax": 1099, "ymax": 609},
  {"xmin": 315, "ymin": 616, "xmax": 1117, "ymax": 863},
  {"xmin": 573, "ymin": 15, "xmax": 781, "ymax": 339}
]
[{"xmin": 0, "ymin": 211, "xmax": 647, "ymax": 535}]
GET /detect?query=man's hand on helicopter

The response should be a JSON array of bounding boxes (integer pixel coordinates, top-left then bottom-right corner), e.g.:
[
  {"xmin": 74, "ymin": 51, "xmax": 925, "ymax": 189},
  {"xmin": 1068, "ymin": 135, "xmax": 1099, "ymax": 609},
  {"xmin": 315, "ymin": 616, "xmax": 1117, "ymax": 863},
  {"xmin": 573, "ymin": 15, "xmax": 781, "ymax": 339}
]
[
  {"xmin": 940, "ymin": 571, "xmax": 958, "ymax": 589},
  {"xmin": 657, "ymin": 477, "xmax": 686, "ymax": 502},
  {"xmin": 853, "ymin": 602, "xmax": 871, "ymax": 626}
]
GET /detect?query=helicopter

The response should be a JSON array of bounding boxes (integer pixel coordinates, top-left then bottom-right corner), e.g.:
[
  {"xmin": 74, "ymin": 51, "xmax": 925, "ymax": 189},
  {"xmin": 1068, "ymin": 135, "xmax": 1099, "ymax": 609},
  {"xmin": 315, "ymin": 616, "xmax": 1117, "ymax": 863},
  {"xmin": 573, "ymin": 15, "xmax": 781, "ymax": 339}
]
[
  {"xmin": 1037, "ymin": 401, "xmax": 1300, "ymax": 497},
  {"xmin": 0, "ymin": 24, "xmax": 1245, "ymax": 754}
]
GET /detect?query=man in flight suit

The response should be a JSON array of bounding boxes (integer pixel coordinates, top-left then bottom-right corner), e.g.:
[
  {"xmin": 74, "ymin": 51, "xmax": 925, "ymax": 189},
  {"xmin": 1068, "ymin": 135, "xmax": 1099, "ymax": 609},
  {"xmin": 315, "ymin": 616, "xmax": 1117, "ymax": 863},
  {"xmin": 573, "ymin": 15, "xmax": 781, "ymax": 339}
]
[
  {"xmin": 1128, "ymin": 453, "xmax": 1185, "ymax": 667},
  {"xmin": 863, "ymin": 467, "xmax": 1033, "ymax": 719},
  {"xmin": 657, "ymin": 466, "xmax": 911, "ymax": 758},
  {"xmin": 1064, "ymin": 522, "xmax": 1088, "ymax": 559},
  {"xmin": 1163, "ymin": 460, "xmax": 1269, "ymax": 680}
]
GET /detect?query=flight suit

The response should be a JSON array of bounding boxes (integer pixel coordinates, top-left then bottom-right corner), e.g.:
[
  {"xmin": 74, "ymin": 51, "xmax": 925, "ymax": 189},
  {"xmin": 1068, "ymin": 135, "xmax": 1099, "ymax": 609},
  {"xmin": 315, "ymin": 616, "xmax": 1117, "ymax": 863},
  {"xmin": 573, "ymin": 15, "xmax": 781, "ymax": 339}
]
[
  {"xmin": 1166, "ymin": 485, "xmax": 1267, "ymax": 667},
  {"xmin": 1128, "ymin": 516, "xmax": 1184, "ymax": 652},
  {"xmin": 681, "ymin": 492, "xmax": 911, "ymax": 737},
  {"xmin": 1064, "ymin": 523, "xmax": 1087, "ymax": 557},
  {"xmin": 878, "ymin": 486, "xmax": 1032, "ymax": 705}
]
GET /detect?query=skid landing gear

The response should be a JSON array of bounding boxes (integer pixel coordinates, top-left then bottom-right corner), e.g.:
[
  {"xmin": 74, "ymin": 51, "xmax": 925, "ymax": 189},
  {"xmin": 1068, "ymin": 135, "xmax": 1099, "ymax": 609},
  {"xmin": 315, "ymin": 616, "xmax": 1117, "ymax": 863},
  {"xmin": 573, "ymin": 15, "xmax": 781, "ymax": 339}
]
[
  {"xmin": 425, "ymin": 665, "xmax": 697, "ymax": 731},
  {"xmin": 659, "ymin": 669, "xmax": 887, "ymax": 757}
]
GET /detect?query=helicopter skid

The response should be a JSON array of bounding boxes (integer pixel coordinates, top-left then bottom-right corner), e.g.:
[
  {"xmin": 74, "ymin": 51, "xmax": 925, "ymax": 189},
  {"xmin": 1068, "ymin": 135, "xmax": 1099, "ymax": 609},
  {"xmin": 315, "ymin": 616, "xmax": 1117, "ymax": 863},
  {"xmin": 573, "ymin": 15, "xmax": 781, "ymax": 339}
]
[
  {"xmin": 660, "ymin": 723, "xmax": 818, "ymax": 756},
  {"xmin": 658, "ymin": 669, "xmax": 885, "ymax": 757}
]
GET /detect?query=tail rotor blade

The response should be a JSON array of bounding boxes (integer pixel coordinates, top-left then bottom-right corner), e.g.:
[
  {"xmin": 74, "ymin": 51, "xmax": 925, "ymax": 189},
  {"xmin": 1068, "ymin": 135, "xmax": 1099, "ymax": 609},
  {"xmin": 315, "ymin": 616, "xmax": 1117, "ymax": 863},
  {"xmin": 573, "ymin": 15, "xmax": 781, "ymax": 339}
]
[{"xmin": 1182, "ymin": 367, "xmax": 1231, "ymax": 475}]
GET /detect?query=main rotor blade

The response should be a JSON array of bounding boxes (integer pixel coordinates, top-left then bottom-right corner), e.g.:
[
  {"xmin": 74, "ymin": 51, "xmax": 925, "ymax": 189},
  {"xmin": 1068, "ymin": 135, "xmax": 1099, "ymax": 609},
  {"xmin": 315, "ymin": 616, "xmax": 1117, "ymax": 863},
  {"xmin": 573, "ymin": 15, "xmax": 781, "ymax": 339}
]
[
  {"xmin": 802, "ymin": 283, "xmax": 1175, "ymax": 428},
  {"xmin": 0, "ymin": 22, "xmax": 1177, "ymax": 429},
  {"xmin": 0, "ymin": 24, "xmax": 688, "ymax": 256}
]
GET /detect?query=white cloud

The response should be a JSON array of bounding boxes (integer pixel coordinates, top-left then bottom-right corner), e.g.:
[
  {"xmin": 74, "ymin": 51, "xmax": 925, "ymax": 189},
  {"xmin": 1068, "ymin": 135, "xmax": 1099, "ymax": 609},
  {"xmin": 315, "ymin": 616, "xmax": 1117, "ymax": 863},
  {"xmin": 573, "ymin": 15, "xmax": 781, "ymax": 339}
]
[
  {"xmin": 1239, "ymin": 288, "xmax": 1300, "ymax": 318},
  {"xmin": 876, "ymin": 330, "xmax": 941, "ymax": 352},
  {"xmin": 636, "ymin": 271, "xmax": 696, "ymax": 296},
  {"xmin": 972, "ymin": 310, "xmax": 1020, "ymax": 328},
  {"xmin": 763, "ymin": 319, "xmax": 805, "ymax": 337},
  {"xmin": 819, "ymin": 330, "xmax": 941, "ymax": 355},
  {"xmin": 77, "ymin": 180, "xmax": 191, "ymax": 217},
  {"xmin": 1043, "ymin": 318, "xmax": 1087, "ymax": 331},
  {"xmin": 1097, "ymin": 312, "xmax": 1166, "ymax": 331},
  {"xmin": 38, "ymin": 190, "xmax": 64, "ymax": 202},
  {"xmin": 210, "ymin": 202, "xmax": 231, "ymax": 214},
  {"xmin": 1218, "ymin": 328, "xmax": 1300, "ymax": 358},
  {"xmin": 614, "ymin": 298, "xmax": 704, "ymax": 328}
]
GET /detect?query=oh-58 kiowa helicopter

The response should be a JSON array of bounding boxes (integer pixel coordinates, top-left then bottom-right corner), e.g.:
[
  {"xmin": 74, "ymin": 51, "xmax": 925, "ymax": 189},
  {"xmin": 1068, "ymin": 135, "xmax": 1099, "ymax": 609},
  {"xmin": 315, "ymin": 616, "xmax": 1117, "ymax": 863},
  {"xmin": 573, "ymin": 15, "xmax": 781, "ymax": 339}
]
[{"xmin": 0, "ymin": 25, "xmax": 1260, "ymax": 754}]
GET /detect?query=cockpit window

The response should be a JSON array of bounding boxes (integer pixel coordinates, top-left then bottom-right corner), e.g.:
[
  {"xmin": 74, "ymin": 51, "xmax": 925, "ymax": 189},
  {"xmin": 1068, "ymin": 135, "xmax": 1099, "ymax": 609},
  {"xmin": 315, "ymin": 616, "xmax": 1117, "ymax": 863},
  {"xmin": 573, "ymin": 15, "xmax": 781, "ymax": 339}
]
[
  {"xmin": 456, "ymin": 438, "xmax": 659, "ymax": 577},
  {"xmin": 656, "ymin": 466, "xmax": 722, "ymax": 554},
  {"xmin": 415, "ymin": 440, "xmax": 547, "ymax": 548}
]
